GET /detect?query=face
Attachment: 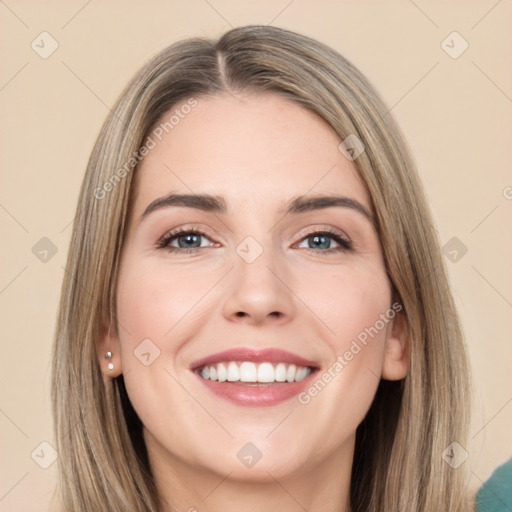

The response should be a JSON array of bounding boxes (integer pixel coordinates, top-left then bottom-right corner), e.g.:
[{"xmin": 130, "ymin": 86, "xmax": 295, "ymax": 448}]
[{"xmin": 99, "ymin": 92, "xmax": 408, "ymax": 484}]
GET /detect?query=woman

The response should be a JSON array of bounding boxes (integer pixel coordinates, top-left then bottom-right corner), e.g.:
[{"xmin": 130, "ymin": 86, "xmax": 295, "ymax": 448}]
[{"xmin": 51, "ymin": 25, "xmax": 473, "ymax": 511}]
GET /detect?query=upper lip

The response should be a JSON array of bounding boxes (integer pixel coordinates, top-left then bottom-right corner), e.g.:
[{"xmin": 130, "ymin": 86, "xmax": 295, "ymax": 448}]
[{"xmin": 190, "ymin": 347, "xmax": 320, "ymax": 371}]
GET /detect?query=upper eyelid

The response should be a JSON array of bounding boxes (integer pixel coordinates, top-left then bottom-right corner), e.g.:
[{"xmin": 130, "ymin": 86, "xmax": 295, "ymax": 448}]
[
  {"xmin": 295, "ymin": 226, "xmax": 351, "ymax": 243},
  {"xmin": 159, "ymin": 226, "xmax": 217, "ymax": 243}
]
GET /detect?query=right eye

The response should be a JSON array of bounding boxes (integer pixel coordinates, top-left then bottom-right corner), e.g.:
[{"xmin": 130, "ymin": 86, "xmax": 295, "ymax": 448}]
[{"xmin": 157, "ymin": 228, "xmax": 217, "ymax": 254}]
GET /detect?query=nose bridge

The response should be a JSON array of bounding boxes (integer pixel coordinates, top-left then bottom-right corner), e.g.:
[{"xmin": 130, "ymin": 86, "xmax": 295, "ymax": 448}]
[
  {"xmin": 235, "ymin": 232, "xmax": 282, "ymax": 291},
  {"xmin": 221, "ymin": 232, "xmax": 295, "ymax": 323}
]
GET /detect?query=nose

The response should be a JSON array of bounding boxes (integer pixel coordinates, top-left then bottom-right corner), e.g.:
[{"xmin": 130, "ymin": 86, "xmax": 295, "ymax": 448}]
[{"xmin": 222, "ymin": 242, "xmax": 296, "ymax": 326}]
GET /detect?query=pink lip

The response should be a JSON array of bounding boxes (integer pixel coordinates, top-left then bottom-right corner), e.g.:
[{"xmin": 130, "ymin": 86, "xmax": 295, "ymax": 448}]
[
  {"xmin": 194, "ymin": 372, "xmax": 318, "ymax": 407},
  {"xmin": 189, "ymin": 347, "xmax": 319, "ymax": 371}
]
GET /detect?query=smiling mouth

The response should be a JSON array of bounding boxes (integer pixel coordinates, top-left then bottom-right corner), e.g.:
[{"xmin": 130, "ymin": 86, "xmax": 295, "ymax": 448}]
[{"xmin": 195, "ymin": 361, "xmax": 316, "ymax": 384}]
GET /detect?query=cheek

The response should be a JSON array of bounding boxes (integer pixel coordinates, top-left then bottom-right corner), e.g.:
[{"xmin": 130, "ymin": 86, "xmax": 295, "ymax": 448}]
[
  {"xmin": 116, "ymin": 259, "xmax": 216, "ymax": 354},
  {"xmin": 114, "ymin": 258, "xmax": 219, "ymax": 422},
  {"xmin": 291, "ymin": 262, "xmax": 391, "ymax": 420},
  {"xmin": 296, "ymin": 261, "xmax": 391, "ymax": 351},
  {"xmin": 114, "ymin": 262, "xmax": 206, "ymax": 446}
]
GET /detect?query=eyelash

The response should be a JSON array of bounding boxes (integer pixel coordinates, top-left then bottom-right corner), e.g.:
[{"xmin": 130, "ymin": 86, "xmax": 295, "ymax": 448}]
[{"xmin": 156, "ymin": 227, "xmax": 353, "ymax": 255}]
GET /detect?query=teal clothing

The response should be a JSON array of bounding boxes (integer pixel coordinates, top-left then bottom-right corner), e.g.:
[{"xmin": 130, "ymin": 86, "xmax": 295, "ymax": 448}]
[{"xmin": 475, "ymin": 458, "xmax": 512, "ymax": 512}]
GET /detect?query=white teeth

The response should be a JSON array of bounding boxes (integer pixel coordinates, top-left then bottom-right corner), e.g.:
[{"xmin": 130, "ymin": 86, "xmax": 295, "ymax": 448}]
[
  {"xmin": 275, "ymin": 363, "xmax": 287, "ymax": 382},
  {"xmin": 217, "ymin": 362, "xmax": 227, "ymax": 382},
  {"xmin": 286, "ymin": 364, "xmax": 296, "ymax": 383},
  {"xmin": 227, "ymin": 361, "xmax": 239, "ymax": 381},
  {"xmin": 257, "ymin": 362, "xmax": 275, "ymax": 383},
  {"xmin": 200, "ymin": 361, "xmax": 312, "ymax": 383},
  {"xmin": 240, "ymin": 362, "xmax": 257, "ymax": 382},
  {"xmin": 295, "ymin": 366, "xmax": 308, "ymax": 381}
]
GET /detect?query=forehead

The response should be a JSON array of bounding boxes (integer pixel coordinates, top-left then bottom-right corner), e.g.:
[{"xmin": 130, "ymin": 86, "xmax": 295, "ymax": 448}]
[{"xmin": 133, "ymin": 92, "xmax": 370, "ymax": 215}]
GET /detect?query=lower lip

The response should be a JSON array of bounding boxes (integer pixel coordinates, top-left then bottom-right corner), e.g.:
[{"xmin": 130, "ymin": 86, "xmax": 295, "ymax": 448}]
[{"xmin": 193, "ymin": 370, "xmax": 318, "ymax": 407}]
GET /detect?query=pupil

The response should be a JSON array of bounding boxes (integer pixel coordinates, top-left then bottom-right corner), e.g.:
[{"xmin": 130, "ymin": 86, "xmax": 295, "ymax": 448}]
[
  {"xmin": 179, "ymin": 234, "xmax": 200, "ymax": 248},
  {"xmin": 311, "ymin": 235, "xmax": 330, "ymax": 249}
]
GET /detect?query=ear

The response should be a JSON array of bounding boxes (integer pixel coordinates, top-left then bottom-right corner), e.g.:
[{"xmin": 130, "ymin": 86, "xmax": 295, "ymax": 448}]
[
  {"xmin": 382, "ymin": 311, "xmax": 409, "ymax": 381},
  {"xmin": 97, "ymin": 315, "xmax": 123, "ymax": 378}
]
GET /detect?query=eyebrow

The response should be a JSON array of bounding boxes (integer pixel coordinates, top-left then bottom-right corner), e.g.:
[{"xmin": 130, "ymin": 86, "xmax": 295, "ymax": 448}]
[{"xmin": 140, "ymin": 192, "xmax": 374, "ymax": 223}]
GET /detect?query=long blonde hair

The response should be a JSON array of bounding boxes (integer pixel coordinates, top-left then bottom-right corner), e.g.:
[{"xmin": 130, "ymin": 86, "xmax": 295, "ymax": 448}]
[{"xmin": 51, "ymin": 25, "xmax": 472, "ymax": 511}]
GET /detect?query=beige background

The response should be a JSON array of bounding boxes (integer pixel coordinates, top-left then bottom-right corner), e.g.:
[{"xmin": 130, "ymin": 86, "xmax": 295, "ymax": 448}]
[{"xmin": 1, "ymin": 1, "xmax": 511, "ymax": 510}]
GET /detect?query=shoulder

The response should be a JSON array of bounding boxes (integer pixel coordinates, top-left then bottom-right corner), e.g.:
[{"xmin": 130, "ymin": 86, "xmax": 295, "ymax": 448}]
[{"xmin": 475, "ymin": 458, "xmax": 512, "ymax": 512}]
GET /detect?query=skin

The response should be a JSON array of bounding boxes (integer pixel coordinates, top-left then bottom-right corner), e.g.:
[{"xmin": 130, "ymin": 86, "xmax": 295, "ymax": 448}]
[{"xmin": 99, "ymin": 91, "xmax": 409, "ymax": 512}]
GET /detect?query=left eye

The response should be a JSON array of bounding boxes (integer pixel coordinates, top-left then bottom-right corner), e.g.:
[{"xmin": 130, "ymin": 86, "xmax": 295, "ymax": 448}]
[{"xmin": 296, "ymin": 231, "xmax": 351, "ymax": 252}]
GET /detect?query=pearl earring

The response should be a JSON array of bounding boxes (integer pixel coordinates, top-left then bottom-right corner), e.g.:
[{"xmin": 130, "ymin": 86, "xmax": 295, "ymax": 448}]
[{"xmin": 105, "ymin": 351, "xmax": 114, "ymax": 371}]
